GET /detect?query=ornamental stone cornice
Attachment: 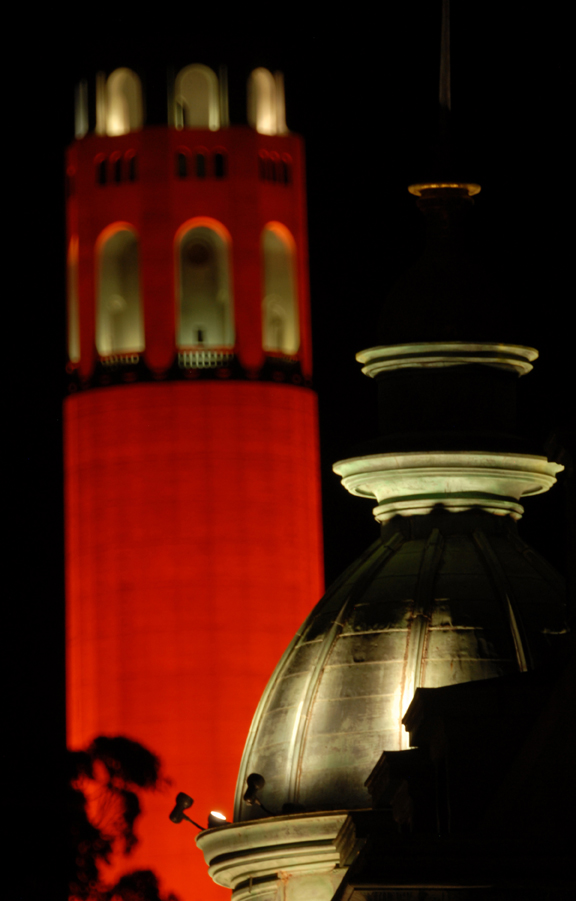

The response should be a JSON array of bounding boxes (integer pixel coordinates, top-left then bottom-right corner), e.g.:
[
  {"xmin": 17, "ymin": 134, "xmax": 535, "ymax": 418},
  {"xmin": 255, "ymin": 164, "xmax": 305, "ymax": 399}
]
[
  {"xmin": 357, "ymin": 342, "xmax": 538, "ymax": 378},
  {"xmin": 195, "ymin": 811, "xmax": 349, "ymax": 900},
  {"xmin": 333, "ymin": 451, "xmax": 563, "ymax": 523}
]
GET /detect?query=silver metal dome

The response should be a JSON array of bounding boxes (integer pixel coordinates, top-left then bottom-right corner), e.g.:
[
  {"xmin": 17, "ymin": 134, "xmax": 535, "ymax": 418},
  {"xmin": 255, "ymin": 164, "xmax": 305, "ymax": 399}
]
[{"xmin": 234, "ymin": 510, "xmax": 567, "ymax": 820}]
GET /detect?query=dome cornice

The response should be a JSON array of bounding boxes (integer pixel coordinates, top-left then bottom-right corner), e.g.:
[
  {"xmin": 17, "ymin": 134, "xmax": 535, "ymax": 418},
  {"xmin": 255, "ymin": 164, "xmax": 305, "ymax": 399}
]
[
  {"xmin": 195, "ymin": 812, "xmax": 348, "ymax": 899},
  {"xmin": 408, "ymin": 182, "xmax": 481, "ymax": 197},
  {"xmin": 333, "ymin": 450, "xmax": 563, "ymax": 523},
  {"xmin": 357, "ymin": 342, "xmax": 538, "ymax": 379}
]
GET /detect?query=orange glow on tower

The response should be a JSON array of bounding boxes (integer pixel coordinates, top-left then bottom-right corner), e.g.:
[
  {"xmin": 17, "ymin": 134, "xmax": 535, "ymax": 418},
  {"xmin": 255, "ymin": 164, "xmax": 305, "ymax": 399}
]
[{"xmin": 65, "ymin": 67, "xmax": 323, "ymax": 899}]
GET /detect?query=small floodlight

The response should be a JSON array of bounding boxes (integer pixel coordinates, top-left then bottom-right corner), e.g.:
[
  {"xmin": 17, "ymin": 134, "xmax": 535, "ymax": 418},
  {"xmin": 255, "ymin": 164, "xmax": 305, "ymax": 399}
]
[
  {"xmin": 168, "ymin": 791, "xmax": 204, "ymax": 830},
  {"xmin": 243, "ymin": 773, "xmax": 274, "ymax": 816},
  {"xmin": 243, "ymin": 772, "xmax": 265, "ymax": 804},
  {"xmin": 208, "ymin": 810, "xmax": 229, "ymax": 828}
]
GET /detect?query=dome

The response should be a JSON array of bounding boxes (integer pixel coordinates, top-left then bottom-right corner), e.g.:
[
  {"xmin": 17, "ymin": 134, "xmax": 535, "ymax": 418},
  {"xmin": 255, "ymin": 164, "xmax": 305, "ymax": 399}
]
[{"xmin": 234, "ymin": 509, "xmax": 567, "ymax": 820}]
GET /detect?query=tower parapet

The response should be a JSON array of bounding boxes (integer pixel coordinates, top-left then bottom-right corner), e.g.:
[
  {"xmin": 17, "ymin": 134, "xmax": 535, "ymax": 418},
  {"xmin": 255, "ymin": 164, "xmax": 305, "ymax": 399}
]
[{"xmin": 66, "ymin": 65, "xmax": 312, "ymax": 391}]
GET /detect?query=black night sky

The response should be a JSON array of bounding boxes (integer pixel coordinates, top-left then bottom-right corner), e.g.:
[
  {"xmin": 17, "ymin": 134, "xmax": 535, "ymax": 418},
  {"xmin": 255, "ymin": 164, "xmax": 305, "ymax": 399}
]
[{"xmin": 13, "ymin": 6, "xmax": 573, "ymax": 897}]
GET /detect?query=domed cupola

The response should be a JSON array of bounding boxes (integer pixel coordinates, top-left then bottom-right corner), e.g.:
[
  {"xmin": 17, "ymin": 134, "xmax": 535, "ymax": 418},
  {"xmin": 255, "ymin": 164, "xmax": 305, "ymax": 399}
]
[
  {"xmin": 233, "ymin": 505, "xmax": 566, "ymax": 820},
  {"xmin": 195, "ymin": 8, "xmax": 569, "ymax": 898},
  {"xmin": 196, "ymin": 197, "xmax": 568, "ymax": 899},
  {"xmin": 229, "ymin": 44, "xmax": 568, "ymax": 821},
  {"xmin": 196, "ymin": 332, "xmax": 567, "ymax": 901}
]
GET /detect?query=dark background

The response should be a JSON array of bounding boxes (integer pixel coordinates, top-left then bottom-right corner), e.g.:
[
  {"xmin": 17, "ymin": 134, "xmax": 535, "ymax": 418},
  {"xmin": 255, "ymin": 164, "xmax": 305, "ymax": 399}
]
[{"xmin": 12, "ymin": 5, "xmax": 573, "ymax": 896}]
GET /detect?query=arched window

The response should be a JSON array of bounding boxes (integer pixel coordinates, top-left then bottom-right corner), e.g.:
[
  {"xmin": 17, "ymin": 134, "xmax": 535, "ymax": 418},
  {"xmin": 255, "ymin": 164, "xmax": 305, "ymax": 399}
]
[
  {"xmin": 105, "ymin": 68, "xmax": 143, "ymax": 136},
  {"xmin": 270, "ymin": 151, "xmax": 281, "ymax": 182},
  {"xmin": 96, "ymin": 225, "xmax": 144, "ymax": 357},
  {"xmin": 262, "ymin": 223, "xmax": 299, "ymax": 355},
  {"xmin": 176, "ymin": 220, "xmax": 234, "ymax": 349},
  {"xmin": 95, "ymin": 155, "xmax": 107, "ymax": 185},
  {"xmin": 67, "ymin": 237, "xmax": 80, "ymax": 363},
  {"xmin": 195, "ymin": 150, "xmax": 207, "ymax": 178},
  {"xmin": 176, "ymin": 150, "xmax": 189, "ymax": 178},
  {"xmin": 247, "ymin": 68, "xmax": 287, "ymax": 136},
  {"xmin": 74, "ymin": 79, "xmax": 88, "ymax": 139},
  {"xmin": 280, "ymin": 154, "xmax": 292, "ymax": 184},
  {"xmin": 126, "ymin": 150, "xmax": 137, "ymax": 181},
  {"xmin": 111, "ymin": 151, "xmax": 122, "ymax": 183},
  {"xmin": 213, "ymin": 149, "xmax": 227, "ymax": 178},
  {"xmin": 174, "ymin": 65, "xmax": 220, "ymax": 130}
]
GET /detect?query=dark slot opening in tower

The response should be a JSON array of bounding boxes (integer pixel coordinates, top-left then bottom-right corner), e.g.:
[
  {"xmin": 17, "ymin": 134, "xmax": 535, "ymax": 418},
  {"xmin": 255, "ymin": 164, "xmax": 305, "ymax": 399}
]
[
  {"xmin": 177, "ymin": 153, "xmax": 188, "ymax": 178},
  {"xmin": 214, "ymin": 152, "xmax": 226, "ymax": 178}
]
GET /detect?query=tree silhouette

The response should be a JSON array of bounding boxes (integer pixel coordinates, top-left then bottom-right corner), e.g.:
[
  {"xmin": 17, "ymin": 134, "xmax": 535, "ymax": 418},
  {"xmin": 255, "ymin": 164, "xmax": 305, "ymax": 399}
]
[{"xmin": 67, "ymin": 736, "xmax": 179, "ymax": 901}]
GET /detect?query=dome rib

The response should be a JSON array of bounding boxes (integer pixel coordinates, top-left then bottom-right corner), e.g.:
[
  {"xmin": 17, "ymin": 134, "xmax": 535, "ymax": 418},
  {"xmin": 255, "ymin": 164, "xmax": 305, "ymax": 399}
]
[
  {"xmin": 473, "ymin": 528, "xmax": 530, "ymax": 673},
  {"xmin": 290, "ymin": 531, "xmax": 405, "ymax": 802},
  {"xmin": 234, "ymin": 532, "xmax": 404, "ymax": 820},
  {"xmin": 234, "ymin": 536, "xmax": 382, "ymax": 820},
  {"xmin": 402, "ymin": 527, "xmax": 445, "ymax": 720},
  {"xmin": 507, "ymin": 528, "xmax": 566, "ymax": 596},
  {"xmin": 235, "ymin": 512, "xmax": 567, "ymax": 821}
]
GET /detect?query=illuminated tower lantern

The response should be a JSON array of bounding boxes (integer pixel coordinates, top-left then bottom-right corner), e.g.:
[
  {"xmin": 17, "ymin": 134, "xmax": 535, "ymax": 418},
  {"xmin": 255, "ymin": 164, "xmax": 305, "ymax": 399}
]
[{"xmin": 64, "ymin": 65, "xmax": 323, "ymax": 899}]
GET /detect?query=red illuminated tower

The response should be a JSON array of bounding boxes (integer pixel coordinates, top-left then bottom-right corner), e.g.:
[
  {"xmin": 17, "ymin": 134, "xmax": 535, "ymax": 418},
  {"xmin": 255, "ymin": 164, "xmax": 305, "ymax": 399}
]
[{"xmin": 64, "ymin": 65, "xmax": 323, "ymax": 899}]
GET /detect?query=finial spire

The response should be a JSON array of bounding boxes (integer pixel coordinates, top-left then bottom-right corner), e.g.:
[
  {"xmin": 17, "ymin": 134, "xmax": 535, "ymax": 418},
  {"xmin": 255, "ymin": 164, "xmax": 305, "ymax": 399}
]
[{"xmin": 439, "ymin": 0, "xmax": 451, "ymax": 111}]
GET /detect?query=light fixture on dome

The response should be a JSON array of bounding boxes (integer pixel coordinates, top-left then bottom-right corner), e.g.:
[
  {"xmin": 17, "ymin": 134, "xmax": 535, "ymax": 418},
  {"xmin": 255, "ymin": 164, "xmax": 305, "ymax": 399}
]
[
  {"xmin": 243, "ymin": 773, "xmax": 274, "ymax": 816},
  {"xmin": 208, "ymin": 810, "xmax": 229, "ymax": 828},
  {"xmin": 168, "ymin": 792, "xmax": 205, "ymax": 831}
]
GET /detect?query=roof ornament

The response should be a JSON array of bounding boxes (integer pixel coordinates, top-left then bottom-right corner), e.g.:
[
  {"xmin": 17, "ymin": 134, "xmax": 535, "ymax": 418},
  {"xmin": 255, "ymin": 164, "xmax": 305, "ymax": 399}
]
[
  {"xmin": 439, "ymin": 0, "xmax": 451, "ymax": 112},
  {"xmin": 409, "ymin": 0, "xmax": 479, "ymax": 199}
]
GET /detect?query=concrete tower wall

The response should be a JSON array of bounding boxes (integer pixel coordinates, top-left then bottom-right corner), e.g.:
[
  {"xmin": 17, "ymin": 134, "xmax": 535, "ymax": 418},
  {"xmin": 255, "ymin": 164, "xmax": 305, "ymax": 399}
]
[{"xmin": 64, "ymin": 68, "xmax": 323, "ymax": 900}]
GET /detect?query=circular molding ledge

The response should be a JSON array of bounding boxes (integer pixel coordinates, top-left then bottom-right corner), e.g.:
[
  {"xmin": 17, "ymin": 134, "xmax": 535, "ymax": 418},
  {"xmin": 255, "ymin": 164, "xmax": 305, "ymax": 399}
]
[
  {"xmin": 195, "ymin": 812, "xmax": 349, "ymax": 900},
  {"xmin": 333, "ymin": 451, "xmax": 563, "ymax": 523},
  {"xmin": 408, "ymin": 182, "xmax": 482, "ymax": 196},
  {"xmin": 356, "ymin": 343, "xmax": 539, "ymax": 378}
]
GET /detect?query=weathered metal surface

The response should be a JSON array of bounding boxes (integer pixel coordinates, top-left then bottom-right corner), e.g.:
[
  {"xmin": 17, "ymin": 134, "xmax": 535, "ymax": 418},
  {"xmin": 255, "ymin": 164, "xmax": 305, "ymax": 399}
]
[{"xmin": 235, "ymin": 511, "xmax": 567, "ymax": 822}]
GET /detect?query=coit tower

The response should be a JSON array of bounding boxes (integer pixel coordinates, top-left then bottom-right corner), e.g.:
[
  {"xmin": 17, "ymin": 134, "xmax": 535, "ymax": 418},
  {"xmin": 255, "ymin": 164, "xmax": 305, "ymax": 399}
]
[{"xmin": 64, "ymin": 64, "xmax": 324, "ymax": 899}]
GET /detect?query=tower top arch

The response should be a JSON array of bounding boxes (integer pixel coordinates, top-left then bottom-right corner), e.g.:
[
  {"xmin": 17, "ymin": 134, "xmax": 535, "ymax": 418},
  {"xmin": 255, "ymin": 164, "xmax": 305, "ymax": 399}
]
[
  {"xmin": 247, "ymin": 68, "xmax": 287, "ymax": 135},
  {"xmin": 73, "ymin": 64, "xmax": 290, "ymax": 136},
  {"xmin": 173, "ymin": 64, "xmax": 222, "ymax": 130},
  {"xmin": 95, "ymin": 67, "xmax": 144, "ymax": 137}
]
